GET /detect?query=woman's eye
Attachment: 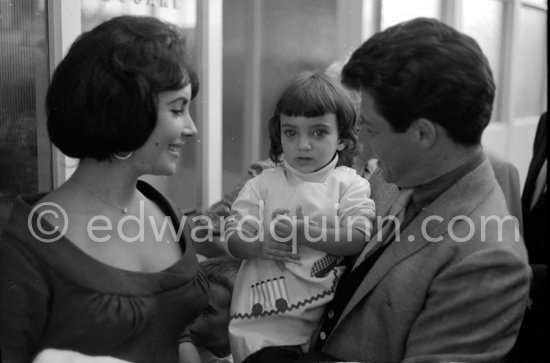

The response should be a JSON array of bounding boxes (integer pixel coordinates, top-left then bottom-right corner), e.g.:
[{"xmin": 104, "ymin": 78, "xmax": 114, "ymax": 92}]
[{"xmin": 171, "ymin": 105, "xmax": 188, "ymax": 116}]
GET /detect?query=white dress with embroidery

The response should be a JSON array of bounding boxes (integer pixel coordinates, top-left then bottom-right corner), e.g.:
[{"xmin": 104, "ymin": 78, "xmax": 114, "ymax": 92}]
[{"xmin": 225, "ymin": 156, "xmax": 376, "ymax": 363}]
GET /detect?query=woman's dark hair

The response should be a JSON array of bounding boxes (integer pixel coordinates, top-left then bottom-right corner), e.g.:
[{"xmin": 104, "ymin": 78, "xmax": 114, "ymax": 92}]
[
  {"xmin": 268, "ymin": 71, "xmax": 358, "ymax": 167},
  {"xmin": 342, "ymin": 17, "xmax": 495, "ymax": 146},
  {"xmin": 46, "ymin": 15, "xmax": 199, "ymax": 161}
]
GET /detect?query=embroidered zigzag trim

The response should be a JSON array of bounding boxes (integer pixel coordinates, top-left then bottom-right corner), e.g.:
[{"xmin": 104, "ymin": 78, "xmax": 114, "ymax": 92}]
[
  {"xmin": 251, "ymin": 276, "xmax": 285, "ymax": 286},
  {"xmin": 231, "ymin": 269, "xmax": 339, "ymax": 320}
]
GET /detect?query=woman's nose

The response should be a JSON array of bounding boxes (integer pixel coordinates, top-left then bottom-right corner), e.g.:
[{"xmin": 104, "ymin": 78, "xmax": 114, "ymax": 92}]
[{"xmin": 182, "ymin": 116, "xmax": 198, "ymax": 136}]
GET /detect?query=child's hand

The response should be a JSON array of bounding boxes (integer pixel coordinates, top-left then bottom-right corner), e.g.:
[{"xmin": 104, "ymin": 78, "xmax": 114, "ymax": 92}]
[
  {"xmin": 259, "ymin": 208, "xmax": 301, "ymax": 268},
  {"xmin": 272, "ymin": 206, "xmax": 316, "ymax": 251},
  {"xmin": 260, "ymin": 237, "xmax": 300, "ymax": 265},
  {"xmin": 271, "ymin": 208, "xmax": 292, "ymax": 239},
  {"xmin": 271, "ymin": 207, "xmax": 306, "ymax": 238}
]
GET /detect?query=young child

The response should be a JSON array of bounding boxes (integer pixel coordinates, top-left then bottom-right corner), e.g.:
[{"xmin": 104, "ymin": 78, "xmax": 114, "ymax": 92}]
[
  {"xmin": 224, "ymin": 71, "xmax": 376, "ymax": 362},
  {"xmin": 179, "ymin": 256, "xmax": 241, "ymax": 363}
]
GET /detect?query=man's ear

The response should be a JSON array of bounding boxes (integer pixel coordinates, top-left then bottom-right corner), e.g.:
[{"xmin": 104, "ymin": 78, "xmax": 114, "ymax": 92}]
[{"xmin": 411, "ymin": 118, "xmax": 437, "ymax": 149}]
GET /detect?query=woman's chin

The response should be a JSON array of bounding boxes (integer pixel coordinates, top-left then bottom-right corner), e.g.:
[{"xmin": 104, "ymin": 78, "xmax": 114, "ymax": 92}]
[{"xmin": 149, "ymin": 163, "xmax": 178, "ymax": 177}]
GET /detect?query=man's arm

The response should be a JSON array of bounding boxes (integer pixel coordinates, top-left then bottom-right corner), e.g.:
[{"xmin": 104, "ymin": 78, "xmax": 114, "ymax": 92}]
[{"xmin": 403, "ymin": 248, "xmax": 530, "ymax": 362}]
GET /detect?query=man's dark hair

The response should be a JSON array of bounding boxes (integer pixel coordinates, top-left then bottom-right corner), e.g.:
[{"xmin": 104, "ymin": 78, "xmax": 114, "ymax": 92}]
[
  {"xmin": 342, "ymin": 17, "xmax": 495, "ymax": 145},
  {"xmin": 200, "ymin": 256, "xmax": 241, "ymax": 293}
]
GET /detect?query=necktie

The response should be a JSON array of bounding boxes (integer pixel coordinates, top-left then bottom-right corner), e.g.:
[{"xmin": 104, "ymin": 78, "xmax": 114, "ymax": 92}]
[
  {"xmin": 314, "ymin": 188, "xmax": 414, "ymax": 350},
  {"xmin": 353, "ymin": 188, "xmax": 413, "ymax": 270}
]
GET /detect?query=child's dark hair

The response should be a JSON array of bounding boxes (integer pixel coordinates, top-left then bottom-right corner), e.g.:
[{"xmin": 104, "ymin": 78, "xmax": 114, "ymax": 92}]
[
  {"xmin": 268, "ymin": 71, "xmax": 358, "ymax": 167},
  {"xmin": 46, "ymin": 15, "xmax": 199, "ymax": 161}
]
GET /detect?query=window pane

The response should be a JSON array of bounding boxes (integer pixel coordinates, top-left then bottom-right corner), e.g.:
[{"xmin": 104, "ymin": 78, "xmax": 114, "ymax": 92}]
[
  {"xmin": 381, "ymin": 0, "xmax": 440, "ymax": 29},
  {"xmin": 513, "ymin": 5, "xmax": 547, "ymax": 118},
  {"xmin": 81, "ymin": 0, "xmax": 199, "ymax": 210},
  {"xmin": 524, "ymin": 0, "xmax": 547, "ymax": 7},
  {"xmin": 222, "ymin": 0, "xmax": 361, "ymax": 194},
  {"xmin": 0, "ymin": 0, "xmax": 49, "ymax": 232},
  {"xmin": 462, "ymin": 0, "xmax": 504, "ymax": 121}
]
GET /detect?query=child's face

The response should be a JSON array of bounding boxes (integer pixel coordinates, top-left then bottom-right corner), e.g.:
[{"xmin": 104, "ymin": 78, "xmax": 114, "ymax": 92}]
[
  {"xmin": 188, "ymin": 283, "xmax": 231, "ymax": 351},
  {"xmin": 280, "ymin": 113, "xmax": 344, "ymax": 173}
]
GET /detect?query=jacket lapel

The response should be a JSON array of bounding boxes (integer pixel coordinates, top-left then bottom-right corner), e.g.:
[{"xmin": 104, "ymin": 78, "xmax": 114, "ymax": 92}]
[
  {"xmin": 368, "ymin": 168, "xmax": 399, "ymax": 220},
  {"xmin": 332, "ymin": 159, "xmax": 498, "ymax": 335}
]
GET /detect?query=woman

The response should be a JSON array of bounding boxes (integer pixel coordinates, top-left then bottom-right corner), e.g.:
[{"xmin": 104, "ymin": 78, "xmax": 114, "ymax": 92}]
[{"xmin": 0, "ymin": 15, "xmax": 208, "ymax": 362}]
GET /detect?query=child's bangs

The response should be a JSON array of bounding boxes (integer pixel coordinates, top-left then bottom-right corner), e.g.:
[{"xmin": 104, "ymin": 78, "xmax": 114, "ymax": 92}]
[{"xmin": 277, "ymin": 77, "xmax": 340, "ymax": 118}]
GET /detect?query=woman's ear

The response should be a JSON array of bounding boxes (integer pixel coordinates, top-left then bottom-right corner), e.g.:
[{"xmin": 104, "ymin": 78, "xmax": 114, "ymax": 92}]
[{"xmin": 337, "ymin": 140, "xmax": 346, "ymax": 151}]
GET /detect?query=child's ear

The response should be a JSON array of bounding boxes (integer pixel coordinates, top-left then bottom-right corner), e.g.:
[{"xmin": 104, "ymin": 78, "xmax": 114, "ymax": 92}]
[{"xmin": 337, "ymin": 140, "xmax": 345, "ymax": 151}]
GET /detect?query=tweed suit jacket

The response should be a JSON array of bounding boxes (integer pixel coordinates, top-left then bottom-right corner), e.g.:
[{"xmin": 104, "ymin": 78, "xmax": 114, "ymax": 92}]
[{"xmin": 320, "ymin": 157, "xmax": 531, "ymax": 362}]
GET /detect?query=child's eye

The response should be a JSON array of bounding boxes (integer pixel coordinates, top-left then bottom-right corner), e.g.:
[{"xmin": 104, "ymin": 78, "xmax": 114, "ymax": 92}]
[
  {"xmin": 312, "ymin": 129, "xmax": 327, "ymax": 137},
  {"xmin": 283, "ymin": 130, "xmax": 296, "ymax": 137}
]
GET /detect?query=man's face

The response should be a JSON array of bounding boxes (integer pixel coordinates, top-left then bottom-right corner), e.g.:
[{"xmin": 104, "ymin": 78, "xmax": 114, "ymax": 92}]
[
  {"xmin": 359, "ymin": 90, "xmax": 419, "ymax": 188},
  {"xmin": 188, "ymin": 283, "xmax": 231, "ymax": 351}
]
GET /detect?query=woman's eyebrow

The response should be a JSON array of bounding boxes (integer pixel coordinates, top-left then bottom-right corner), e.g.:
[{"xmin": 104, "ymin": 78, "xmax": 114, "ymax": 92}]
[{"xmin": 166, "ymin": 97, "xmax": 188, "ymax": 106}]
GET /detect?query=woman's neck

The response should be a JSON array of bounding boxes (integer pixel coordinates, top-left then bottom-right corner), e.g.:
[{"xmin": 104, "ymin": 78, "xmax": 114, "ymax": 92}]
[{"xmin": 64, "ymin": 158, "xmax": 140, "ymax": 208}]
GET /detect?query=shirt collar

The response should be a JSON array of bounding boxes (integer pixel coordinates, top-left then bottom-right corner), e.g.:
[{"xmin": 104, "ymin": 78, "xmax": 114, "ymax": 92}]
[
  {"xmin": 411, "ymin": 148, "xmax": 485, "ymax": 210},
  {"xmin": 282, "ymin": 154, "xmax": 339, "ymax": 183}
]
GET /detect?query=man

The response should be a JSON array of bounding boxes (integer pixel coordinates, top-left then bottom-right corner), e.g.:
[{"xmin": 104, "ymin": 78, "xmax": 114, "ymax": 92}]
[
  {"xmin": 306, "ymin": 18, "xmax": 530, "ymax": 362},
  {"xmin": 507, "ymin": 112, "xmax": 547, "ymax": 362},
  {"xmin": 180, "ymin": 256, "xmax": 241, "ymax": 363}
]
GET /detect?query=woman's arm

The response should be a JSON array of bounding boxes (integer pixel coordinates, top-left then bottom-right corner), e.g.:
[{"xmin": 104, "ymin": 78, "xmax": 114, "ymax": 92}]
[{"xmin": 0, "ymin": 236, "xmax": 50, "ymax": 363}]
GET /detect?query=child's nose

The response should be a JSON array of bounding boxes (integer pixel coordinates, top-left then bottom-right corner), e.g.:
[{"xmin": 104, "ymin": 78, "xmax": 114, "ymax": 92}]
[{"xmin": 298, "ymin": 136, "xmax": 312, "ymax": 150}]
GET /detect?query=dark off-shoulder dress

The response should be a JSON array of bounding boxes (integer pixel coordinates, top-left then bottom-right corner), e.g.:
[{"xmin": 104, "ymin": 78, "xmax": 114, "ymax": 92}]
[{"xmin": 0, "ymin": 181, "xmax": 209, "ymax": 363}]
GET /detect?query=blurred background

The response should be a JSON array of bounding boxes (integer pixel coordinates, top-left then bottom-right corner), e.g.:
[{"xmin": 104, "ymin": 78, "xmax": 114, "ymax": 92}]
[{"xmin": 0, "ymin": 0, "xmax": 547, "ymax": 231}]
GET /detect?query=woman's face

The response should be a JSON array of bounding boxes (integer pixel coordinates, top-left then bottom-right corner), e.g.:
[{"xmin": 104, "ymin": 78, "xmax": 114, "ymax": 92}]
[{"xmin": 131, "ymin": 84, "xmax": 197, "ymax": 176}]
